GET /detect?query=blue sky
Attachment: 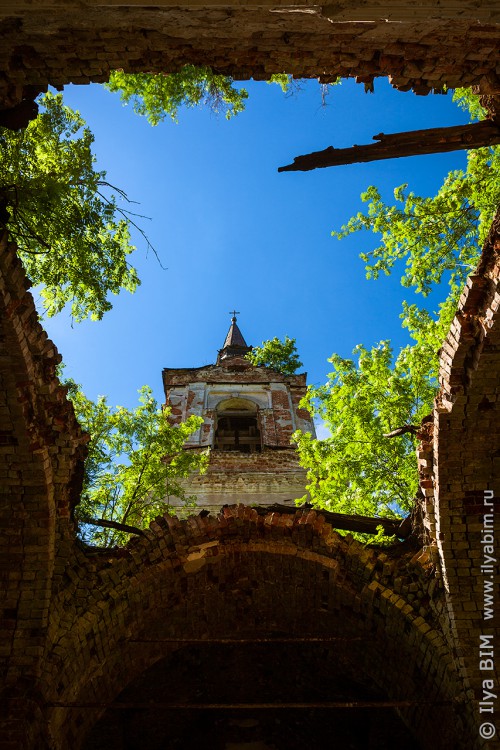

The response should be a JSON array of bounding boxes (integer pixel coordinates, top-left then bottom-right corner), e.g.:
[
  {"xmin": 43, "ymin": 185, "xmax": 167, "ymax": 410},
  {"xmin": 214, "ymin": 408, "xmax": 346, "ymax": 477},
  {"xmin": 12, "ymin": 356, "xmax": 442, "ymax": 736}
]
[{"xmin": 40, "ymin": 77, "xmax": 470, "ymax": 410}]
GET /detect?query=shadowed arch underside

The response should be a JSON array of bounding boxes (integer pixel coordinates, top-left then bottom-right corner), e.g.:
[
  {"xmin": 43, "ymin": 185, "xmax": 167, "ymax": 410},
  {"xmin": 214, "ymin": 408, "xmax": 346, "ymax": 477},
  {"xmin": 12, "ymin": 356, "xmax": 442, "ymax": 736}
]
[{"xmin": 40, "ymin": 506, "xmax": 465, "ymax": 750}]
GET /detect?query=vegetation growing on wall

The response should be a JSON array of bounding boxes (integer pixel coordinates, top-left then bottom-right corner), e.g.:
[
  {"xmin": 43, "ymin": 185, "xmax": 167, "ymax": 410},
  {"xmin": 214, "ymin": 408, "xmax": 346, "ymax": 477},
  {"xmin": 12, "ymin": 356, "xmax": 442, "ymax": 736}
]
[{"xmin": 106, "ymin": 67, "xmax": 249, "ymax": 124}]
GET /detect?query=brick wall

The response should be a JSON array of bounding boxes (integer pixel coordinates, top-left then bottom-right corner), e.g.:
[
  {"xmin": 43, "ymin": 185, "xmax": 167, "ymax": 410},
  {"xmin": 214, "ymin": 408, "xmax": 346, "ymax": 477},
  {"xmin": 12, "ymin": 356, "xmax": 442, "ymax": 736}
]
[
  {"xmin": 172, "ymin": 448, "xmax": 309, "ymax": 508},
  {"xmin": 417, "ymin": 215, "xmax": 500, "ymax": 748},
  {"xmin": 0, "ymin": 232, "xmax": 87, "ymax": 749},
  {"xmin": 1, "ymin": 2, "xmax": 500, "ymax": 109}
]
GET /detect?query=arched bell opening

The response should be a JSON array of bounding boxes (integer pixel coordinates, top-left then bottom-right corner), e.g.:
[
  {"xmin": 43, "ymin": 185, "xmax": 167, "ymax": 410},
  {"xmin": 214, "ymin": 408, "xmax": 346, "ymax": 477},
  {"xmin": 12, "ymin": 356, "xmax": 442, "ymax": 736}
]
[{"xmin": 214, "ymin": 397, "xmax": 262, "ymax": 453}]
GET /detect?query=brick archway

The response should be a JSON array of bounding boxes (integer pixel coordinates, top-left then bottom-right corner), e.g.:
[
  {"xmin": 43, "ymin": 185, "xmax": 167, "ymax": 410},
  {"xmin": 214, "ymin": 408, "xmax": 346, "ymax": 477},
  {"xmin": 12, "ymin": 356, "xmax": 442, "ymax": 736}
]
[
  {"xmin": 40, "ymin": 506, "xmax": 463, "ymax": 749},
  {"xmin": 0, "ymin": 225, "xmax": 498, "ymax": 749}
]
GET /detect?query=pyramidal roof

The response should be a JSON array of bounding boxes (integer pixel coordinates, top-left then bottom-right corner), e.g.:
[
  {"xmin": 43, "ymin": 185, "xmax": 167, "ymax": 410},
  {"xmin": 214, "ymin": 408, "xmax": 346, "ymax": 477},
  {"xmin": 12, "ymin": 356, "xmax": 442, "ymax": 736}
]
[
  {"xmin": 217, "ymin": 313, "xmax": 252, "ymax": 363},
  {"xmin": 223, "ymin": 317, "xmax": 248, "ymax": 349}
]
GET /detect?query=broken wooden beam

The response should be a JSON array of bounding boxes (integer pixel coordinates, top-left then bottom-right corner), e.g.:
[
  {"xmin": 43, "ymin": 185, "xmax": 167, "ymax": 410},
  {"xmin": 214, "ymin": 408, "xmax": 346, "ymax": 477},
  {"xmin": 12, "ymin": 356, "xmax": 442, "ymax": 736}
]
[
  {"xmin": 278, "ymin": 119, "xmax": 500, "ymax": 173},
  {"xmin": 257, "ymin": 503, "xmax": 409, "ymax": 538}
]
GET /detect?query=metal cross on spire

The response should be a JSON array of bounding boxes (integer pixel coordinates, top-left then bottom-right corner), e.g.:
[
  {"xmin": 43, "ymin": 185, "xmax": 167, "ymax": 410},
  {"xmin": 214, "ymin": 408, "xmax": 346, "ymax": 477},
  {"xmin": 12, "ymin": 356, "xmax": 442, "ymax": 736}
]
[{"xmin": 229, "ymin": 309, "xmax": 240, "ymax": 322}]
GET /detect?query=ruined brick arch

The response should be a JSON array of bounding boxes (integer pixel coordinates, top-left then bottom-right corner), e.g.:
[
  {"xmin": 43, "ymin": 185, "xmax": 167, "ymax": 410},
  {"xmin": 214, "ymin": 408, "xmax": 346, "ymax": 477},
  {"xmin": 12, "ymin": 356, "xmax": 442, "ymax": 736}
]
[
  {"xmin": 1, "ymin": 1, "xmax": 500, "ymax": 113},
  {"xmin": 42, "ymin": 507, "xmax": 463, "ymax": 750}
]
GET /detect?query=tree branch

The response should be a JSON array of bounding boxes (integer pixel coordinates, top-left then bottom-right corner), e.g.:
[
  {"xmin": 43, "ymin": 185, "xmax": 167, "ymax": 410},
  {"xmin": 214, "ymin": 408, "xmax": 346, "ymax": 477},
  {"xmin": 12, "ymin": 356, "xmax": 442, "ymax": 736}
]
[
  {"xmin": 79, "ymin": 515, "xmax": 145, "ymax": 536},
  {"xmin": 254, "ymin": 503, "xmax": 411, "ymax": 539},
  {"xmin": 383, "ymin": 425, "xmax": 420, "ymax": 438}
]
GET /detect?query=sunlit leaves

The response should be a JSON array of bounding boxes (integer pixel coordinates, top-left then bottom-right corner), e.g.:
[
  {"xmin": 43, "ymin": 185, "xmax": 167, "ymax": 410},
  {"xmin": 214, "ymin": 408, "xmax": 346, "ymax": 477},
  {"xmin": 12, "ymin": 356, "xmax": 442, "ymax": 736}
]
[
  {"xmin": 452, "ymin": 88, "xmax": 488, "ymax": 122},
  {"xmin": 67, "ymin": 382, "xmax": 207, "ymax": 546},
  {"xmin": 0, "ymin": 92, "xmax": 140, "ymax": 321},
  {"xmin": 295, "ymin": 333, "xmax": 436, "ymax": 517},
  {"xmin": 297, "ymin": 284, "xmax": 459, "ymax": 518},
  {"xmin": 106, "ymin": 67, "xmax": 248, "ymax": 125},
  {"xmin": 332, "ymin": 144, "xmax": 500, "ymax": 297},
  {"xmin": 246, "ymin": 335, "xmax": 303, "ymax": 375}
]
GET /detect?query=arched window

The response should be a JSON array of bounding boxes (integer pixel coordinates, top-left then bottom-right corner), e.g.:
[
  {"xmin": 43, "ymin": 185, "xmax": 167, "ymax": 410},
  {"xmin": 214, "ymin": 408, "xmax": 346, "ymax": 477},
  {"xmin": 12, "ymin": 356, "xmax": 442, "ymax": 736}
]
[{"xmin": 214, "ymin": 398, "xmax": 262, "ymax": 453}]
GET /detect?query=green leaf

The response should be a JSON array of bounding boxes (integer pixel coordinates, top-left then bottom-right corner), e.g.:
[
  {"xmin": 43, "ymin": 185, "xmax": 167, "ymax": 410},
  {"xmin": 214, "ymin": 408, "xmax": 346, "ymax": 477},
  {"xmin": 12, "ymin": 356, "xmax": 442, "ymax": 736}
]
[
  {"xmin": 332, "ymin": 144, "xmax": 500, "ymax": 296},
  {"xmin": 301, "ymin": 89, "xmax": 495, "ymax": 523}
]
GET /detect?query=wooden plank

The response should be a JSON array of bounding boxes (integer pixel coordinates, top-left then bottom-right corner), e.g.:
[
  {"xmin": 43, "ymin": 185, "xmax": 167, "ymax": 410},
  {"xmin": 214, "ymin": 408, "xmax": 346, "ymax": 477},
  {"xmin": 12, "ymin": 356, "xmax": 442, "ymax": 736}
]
[
  {"xmin": 278, "ymin": 120, "xmax": 500, "ymax": 173},
  {"xmin": 81, "ymin": 506, "xmax": 409, "ymax": 539},
  {"xmin": 258, "ymin": 504, "xmax": 409, "ymax": 538},
  {"xmin": 48, "ymin": 699, "xmax": 452, "ymax": 709},
  {"xmin": 128, "ymin": 636, "xmax": 365, "ymax": 643}
]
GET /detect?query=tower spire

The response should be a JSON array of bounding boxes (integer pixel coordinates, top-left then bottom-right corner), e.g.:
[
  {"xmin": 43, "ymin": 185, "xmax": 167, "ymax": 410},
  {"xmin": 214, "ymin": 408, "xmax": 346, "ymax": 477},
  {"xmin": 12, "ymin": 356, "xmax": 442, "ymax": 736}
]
[{"xmin": 217, "ymin": 311, "xmax": 252, "ymax": 363}]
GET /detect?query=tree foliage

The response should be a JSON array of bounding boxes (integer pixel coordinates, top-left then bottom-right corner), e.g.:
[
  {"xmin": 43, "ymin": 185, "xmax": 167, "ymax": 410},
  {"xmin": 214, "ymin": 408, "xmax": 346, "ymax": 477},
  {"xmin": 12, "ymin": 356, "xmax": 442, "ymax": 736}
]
[
  {"xmin": 0, "ymin": 92, "xmax": 141, "ymax": 321},
  {"xmin": 297, "ymin": 89, "xmax": 499, "ymax": 520},
  {"xmin": 295, "ymin": 333, "xmax": 437, "ymax": 518},
  {"xmin": 106, "ymin": 67, "xmax": 249, "ymax": 125},
  {"xmin": 106, "ymin": 69, "xmax": 309, "ymax": 126},
  {"xmin": 332, "ymin": 145, "xmax": 500, "ymax": 297},
  {"xmin": 452, "ymin": 87, "xmax": 488, "ymax": 122},
  {"xmin": 67, "ymin": 382, "xmax": 207, "ymax": 546},
  {"xmin": 246, "ymin": 335, "xmax": 303, "ymax": 375}
]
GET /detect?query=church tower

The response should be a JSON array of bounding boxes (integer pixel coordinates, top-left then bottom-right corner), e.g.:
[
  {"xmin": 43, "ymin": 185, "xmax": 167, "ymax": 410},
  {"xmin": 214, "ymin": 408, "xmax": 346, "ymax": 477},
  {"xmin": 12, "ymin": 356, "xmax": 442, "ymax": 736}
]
[{"xmin": 163, "ymin": 315, "xmax": 315, "ymax": 510}]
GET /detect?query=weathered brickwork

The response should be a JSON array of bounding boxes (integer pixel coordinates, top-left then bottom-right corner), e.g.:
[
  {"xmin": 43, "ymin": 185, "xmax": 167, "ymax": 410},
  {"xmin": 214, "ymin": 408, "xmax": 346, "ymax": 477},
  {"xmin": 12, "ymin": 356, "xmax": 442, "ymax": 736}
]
[
  {"xmin": 164, "ymin": 346, "xmax": 315, "ymax": 507},
  {"xmin": 0, "ymin": 0, "xmax": 498, "ymax": 709},
  {"xmin": 0, "ymin": 232, "xmax": 88, "ymax": 749},
  {"xmin": 27, "ymin": 506, "xmax": 465, "ymax": 749},
  {"xmin": 163, "ymin": 361, "xmax": 312, "ymax": 445},
  {"xmin": 417, "ymin": 217, "xmax": 500, "ymax": 748},
  {"xmin": 1, "ymin": 1, "xmax": 500, "ymax": 110},
  {"xmin": 177, "ymin": 448, "xmax": 308, "ymax": 507}
]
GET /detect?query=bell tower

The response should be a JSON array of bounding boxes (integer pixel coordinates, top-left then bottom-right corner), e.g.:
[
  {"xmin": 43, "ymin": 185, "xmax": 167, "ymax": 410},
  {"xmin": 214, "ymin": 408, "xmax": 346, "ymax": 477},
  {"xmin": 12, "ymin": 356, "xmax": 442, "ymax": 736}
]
[{"xmin": 163, "ymin": 315, "xmax": 315, "ymax": 510}]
